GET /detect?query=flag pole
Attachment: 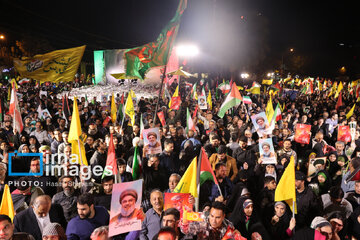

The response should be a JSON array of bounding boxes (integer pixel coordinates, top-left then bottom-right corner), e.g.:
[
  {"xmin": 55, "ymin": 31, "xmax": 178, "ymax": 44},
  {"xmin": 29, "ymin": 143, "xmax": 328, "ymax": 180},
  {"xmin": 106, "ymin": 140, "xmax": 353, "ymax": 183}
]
[
  {"xmin": 77, "ymin": 139, "xmax": 84, "ymax": 165},
  {"xmin": 153, "ymin": 66, "xmax": 167, "ymax": 127}
]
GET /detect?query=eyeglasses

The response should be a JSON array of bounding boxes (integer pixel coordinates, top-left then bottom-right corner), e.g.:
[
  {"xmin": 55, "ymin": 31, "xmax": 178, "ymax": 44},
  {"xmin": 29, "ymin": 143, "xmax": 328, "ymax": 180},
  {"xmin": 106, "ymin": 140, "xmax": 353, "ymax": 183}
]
[{"xmin": 320, "ymin": 230, "xmax": 333, "ymax": 238}]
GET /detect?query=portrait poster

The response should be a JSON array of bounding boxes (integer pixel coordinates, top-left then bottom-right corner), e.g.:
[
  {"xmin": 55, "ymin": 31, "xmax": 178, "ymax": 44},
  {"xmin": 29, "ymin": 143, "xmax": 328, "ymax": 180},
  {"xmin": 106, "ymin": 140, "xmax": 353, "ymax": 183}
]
[
  {"xmin": 164, "ymin": 193, "xmax": 193, "ymax": 219},
  {"xmin": 109, "ymin": 179, "xmax": 143, "ymax": 237},
  {"xmin": 308, "ymin": 157, "xmax": 327, "ymax": 177},
  {"xmin": 251, "ymin": 112, "xmax": 271, "ymax": 137},
  {"xmin": 143, "ymin": 128, "xmax": 162, "ymax": 155},
  {"xmin": 338, "ymin": 125, "xmax": 351, "ymax": 143},
  {"xmin": 350, "ymin": 122, "xmax": 357, "ymax": 142},
  {"xmin": 198, "ymin": 96, "xmax": 207, "ymax": 110},
  {"xmin": 259, "ymin": 138, "xmax": 277, "ymax": 164},
  {"xmin": 294, "ymin": 124, "xmax": 311, "ymax": 144},
  {"xmin": 101, "ymin": 95, "xmax": 108, "ymax": 106}
]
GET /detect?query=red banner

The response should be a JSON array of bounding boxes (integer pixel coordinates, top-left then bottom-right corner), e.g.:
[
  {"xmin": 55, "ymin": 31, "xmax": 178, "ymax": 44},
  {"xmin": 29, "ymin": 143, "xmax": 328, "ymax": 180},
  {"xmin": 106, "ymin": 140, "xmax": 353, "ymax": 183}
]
[
  {"xmin": 294, "ymin": 124, "xmax": 311, "ymax": 144},
  {"xmin": 338, "ymin": 125, "xmax": 351, "ymax": 143},
  {"xmin": 157, "ymin": 111, "xmax": 166, "ymax": 127}
]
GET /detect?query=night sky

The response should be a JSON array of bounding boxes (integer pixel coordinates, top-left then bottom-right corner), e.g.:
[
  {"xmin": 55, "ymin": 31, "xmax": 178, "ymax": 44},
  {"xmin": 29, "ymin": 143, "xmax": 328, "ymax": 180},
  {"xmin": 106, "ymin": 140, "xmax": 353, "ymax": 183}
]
[{"xmin": 1, "ymin": 0, "xmax": 359, "ymax": 78}]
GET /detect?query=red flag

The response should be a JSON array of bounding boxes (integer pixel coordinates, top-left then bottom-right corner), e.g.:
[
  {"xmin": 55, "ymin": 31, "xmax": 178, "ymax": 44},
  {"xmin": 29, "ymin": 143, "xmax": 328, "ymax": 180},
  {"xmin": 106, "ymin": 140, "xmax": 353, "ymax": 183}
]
[
  {"xmin": 105, "ymin": 133, "xmax": 118, "ymax": 176},
  {"xmin": 9, "ymin": 84, "xmax": 23, "ymax": 133},
  {"xmin": 192, "ymin": 105, "xmax": 198, "ymax": 119},
  {"xmin": 157, "ymin": 111, "xmax": 166, "ymax": 127},
  {"xmin": 120, "ymin": 93, "xmax": 124, "ymax": 105},
  {"xmin": 336, "ymin": 92, "xmax": 343, "ymax": 110}
]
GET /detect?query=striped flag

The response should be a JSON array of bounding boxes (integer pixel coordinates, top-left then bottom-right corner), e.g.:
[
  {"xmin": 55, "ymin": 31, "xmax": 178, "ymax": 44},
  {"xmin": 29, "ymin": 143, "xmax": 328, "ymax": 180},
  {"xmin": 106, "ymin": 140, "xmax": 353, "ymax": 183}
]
[
  {"xmin": 9, "ymin": 84, "xmax": 23, "ymax": 133},
  {"xmin": 186, "ymin": 107, "xmax": 196, "ymax": 133},
  {"xmin": 218, "ymin": 83, "xmax": 242, "ymax": 118},
  {"xmin": 243, "ymin": 96, "xmax": 252, "ymax": 105}
]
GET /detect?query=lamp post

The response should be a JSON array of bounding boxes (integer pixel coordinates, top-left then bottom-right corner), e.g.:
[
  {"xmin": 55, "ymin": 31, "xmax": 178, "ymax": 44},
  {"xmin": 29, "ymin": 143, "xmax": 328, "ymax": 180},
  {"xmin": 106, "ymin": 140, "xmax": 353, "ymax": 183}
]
[{"xmin": 281, "ymin": 48, "xmax": 294, "ymax": 77}]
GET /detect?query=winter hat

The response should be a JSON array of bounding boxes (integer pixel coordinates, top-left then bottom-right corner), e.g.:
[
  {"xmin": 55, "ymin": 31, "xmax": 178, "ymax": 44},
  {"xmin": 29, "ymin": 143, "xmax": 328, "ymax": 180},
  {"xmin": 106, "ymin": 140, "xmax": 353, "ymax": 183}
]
[
  {"xmin": 42, "ymin": 223, "xmax": 66, "ymax": 240},
  {"xmin": 310, "ymin": 216, "xmax": 331, "ymax": 229}
]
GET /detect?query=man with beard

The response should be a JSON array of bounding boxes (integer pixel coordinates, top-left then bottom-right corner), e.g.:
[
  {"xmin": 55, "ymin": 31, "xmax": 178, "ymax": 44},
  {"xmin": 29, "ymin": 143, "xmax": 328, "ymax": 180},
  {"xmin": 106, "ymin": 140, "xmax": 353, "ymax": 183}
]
[
  {"xmin": 66, "ymin": 193, "xmax": 109, "ymax": 240},
  {"xmin": 109, "ymin": 189, "xmax": 144, "ymax": 225},
  {"xmin": 94, "ymin": 176, "xmax": 114, "ymax": 211},
  {"xmin": 143, "ymin": 132, "xmax": 162, "ymax": 156},
  {"xmin": 52, "ymin": 176, "xmax": 80, "ymax": 222},
  {"xmin": 89, "ymin": 139, "xmax": 107, "ymax": 183}
]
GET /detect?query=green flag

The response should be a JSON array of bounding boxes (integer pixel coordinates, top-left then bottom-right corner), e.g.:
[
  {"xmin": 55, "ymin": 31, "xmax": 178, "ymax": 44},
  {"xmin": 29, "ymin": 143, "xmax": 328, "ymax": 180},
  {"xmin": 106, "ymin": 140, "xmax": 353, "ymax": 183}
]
[
  {"xmin": 132, "ymin": 146, "xmax": 141, "ymax": 180},
  {"xmin": 125, "ymin": 0, "xmax": 187, "ymax": 80}
]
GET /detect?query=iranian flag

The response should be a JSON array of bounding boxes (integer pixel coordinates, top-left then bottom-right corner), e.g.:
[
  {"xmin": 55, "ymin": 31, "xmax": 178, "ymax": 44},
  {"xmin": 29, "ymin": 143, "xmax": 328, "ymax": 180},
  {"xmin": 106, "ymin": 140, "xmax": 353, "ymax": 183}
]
[
  {"xmin": 274, "ymin": 103, "xmax": 282, "ymax": 121},
  {"xmin": 218, "ymin": 82, "xmax": 243, "ymax": 118},
  {"xmin": 9, "ymin": 85, "xmax": 23, "ymax": 133},
  {"xmin": 186, "ymin": 108, "xmax": 196, "ymax": 133},
  {"xmin": 243, "ymin": 96, "xmax": 252, "ymax": 105},
  {"xmin": 197, "ymin": 147, "xmax": 219, "ymax": 186},
  {"xmin": 218, "ymin": 81, "xmax": 231, "ymax": 94}
]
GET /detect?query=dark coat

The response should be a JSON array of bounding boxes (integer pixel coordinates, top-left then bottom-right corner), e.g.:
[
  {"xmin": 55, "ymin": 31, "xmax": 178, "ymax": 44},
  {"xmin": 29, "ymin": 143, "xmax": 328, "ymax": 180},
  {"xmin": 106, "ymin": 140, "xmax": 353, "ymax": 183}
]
[{"xmin": 14, "ymin": 204, "xmax": 67, "ymax": 240}]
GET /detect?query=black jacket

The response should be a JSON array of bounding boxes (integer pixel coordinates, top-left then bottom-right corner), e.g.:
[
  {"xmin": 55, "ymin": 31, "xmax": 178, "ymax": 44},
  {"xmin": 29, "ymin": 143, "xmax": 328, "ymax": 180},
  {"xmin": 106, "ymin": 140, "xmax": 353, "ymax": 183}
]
[
  {"xmin": 296, "ymin": 187, "xmax": 323, "ymax": 229},
  {"xmin": 14, "ymin": 204, "xmax": 67, "ymax": 240}
]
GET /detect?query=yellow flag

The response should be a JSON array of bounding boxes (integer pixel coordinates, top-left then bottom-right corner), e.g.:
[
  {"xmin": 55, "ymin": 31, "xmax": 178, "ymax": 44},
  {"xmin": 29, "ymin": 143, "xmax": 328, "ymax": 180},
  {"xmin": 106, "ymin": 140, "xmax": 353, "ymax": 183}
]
[
  {"xmin": 275, "ymin": 156, "xmax": 297, "ymax": 213},
  {"xmin": 68, "ymin": 97, "xmax": 88, "ymax": 165},
  {"xmin": 237, "ymin": 86, "xmax": 244, "ymax": 90},
  {"xmin": 0, "ymin": 184, "xmax": 15, "ymax": 221},
  {"xmin": 130, "ymin": 89, "xmax": 136, "ymax": 99},
  {"xmin": 111, "ymin": 93, "xmax": 117, "ymax": 123},
  {"xmin": 334, "ymin": 82, "xmax": 343, "ymax": 98},
  {"xmin": 346, "ymin": 104, "xmax": 356, "ymax": 119},
  {"xmin": 174, "ymin": 157, "xmax": 198, "ymax": 197},
  {"xmin": 262, "ymin": 79, "xmax": 273, "ymax": 85},
  {"xmin": 9, "ymin": 78, "xmax": 18, "ymax": 89},
  {"xmin": 168, "ymin": 85, "xmax": 179, "ymax": 109},
  {"xmin": 7, "ymin": 86, "xmax": 11, "ymax": 101},
  {"xmin": 328, "ymin": 82, "xmax": 337, "ymax": 97},
  {"xmin": 13, "ymin": 45, "xmax": 85, "ymax": 84},
  {"xmin": 318, "ymin": 81, "xmax": 323, "ymax": 91},
  {"xmin": 207, "ymin": 90, "xmax": 212, "ymax": 110},
  {"xmin": 265, "ymin": 96, "xmax": 274, "ymax": 123},
  {"xmin": 125, "ymin": 93, "xmax": 135, "ymax": 126},
  {"xmin": 68, "ymin": 97, "xmax": 82, "ymax": 142}
]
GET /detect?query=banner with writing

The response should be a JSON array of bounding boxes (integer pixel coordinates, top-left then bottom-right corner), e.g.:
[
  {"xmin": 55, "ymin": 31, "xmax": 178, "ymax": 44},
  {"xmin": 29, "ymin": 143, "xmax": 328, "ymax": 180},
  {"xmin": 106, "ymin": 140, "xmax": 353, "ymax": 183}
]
[{"xmin": 14, "ymin": 46, "xmax": 85, "ymax": 84}]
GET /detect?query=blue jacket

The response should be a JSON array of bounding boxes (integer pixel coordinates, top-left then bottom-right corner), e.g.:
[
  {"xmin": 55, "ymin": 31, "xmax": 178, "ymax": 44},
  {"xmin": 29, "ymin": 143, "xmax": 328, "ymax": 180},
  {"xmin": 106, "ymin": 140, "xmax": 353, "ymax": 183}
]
[{"xmin": 66, "ymin": 206, "xmax": 109, "ymax": 240}]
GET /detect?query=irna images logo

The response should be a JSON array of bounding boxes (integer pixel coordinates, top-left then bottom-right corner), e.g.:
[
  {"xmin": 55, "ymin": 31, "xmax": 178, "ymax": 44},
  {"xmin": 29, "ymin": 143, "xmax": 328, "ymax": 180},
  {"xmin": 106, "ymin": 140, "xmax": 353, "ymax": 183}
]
[{"xmin": 8, "ymin": 151, "xmax": 113, "ymax": 179}]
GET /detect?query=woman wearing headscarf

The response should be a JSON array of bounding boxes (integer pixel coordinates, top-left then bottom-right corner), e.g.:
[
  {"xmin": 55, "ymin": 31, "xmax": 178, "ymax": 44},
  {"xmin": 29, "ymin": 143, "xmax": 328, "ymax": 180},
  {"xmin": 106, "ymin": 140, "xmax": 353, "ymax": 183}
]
[
  {"xmin": 326, "ymin": 152, "xmax": 342, "ymax": 186},
  {"xmin": 326, "ymin": 211, "xmax": 346, "ymax": 240},
  {"xmin": 313, "ymin": 170, "xmax": 332, "ymax": 196},
  {"xmin": 263, "ymin": 201, "xmax": 296, "ymax": 240},
  {"xmin": 229, "ymin": 197, "xmax": 264, "ymax": 239}
]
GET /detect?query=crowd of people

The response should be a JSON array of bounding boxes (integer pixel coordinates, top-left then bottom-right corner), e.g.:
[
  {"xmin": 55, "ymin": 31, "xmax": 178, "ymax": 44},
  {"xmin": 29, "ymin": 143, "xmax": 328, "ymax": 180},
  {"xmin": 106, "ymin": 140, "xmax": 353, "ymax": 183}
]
[{"xmin": 0, "ymin": 76, "xmax": 360, "ymax": 240}]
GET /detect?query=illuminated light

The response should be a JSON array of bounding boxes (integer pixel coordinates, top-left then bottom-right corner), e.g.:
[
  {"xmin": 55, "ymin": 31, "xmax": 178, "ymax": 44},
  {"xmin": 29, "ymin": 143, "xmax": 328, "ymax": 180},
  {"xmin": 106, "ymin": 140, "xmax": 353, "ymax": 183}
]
[
  {"xmin": 241, "ymin": 73, "xmax": 249, "ymax": 79},
  {"xmin": 0, "ymin": 35, "xmax": 4, "ymax": 40},
  {"xmin": 176, "ymin": 45, "xmax": 199, "ymax": 57}
]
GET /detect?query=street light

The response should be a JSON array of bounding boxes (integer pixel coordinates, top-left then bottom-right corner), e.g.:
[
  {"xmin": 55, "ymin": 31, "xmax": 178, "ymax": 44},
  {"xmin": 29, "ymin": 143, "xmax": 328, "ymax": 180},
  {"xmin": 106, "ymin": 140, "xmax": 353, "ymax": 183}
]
[
  {"xmin": 267, "ymin": 72, "xmax": 274, "ymax": 78},
  {"xmin": 0, "ymin": 34, "xmax": 4, "ymax": 40},
  {"xmin": 241, "ymin": 73, "xmax": 249, "ymax": 79},
  {"xmin": 176, "ymin": 44, "xmax": 199, "ymax": 57},
  {"xmin": 281, "ymin": 48, "xmax": 295, "ymax": 77}
]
